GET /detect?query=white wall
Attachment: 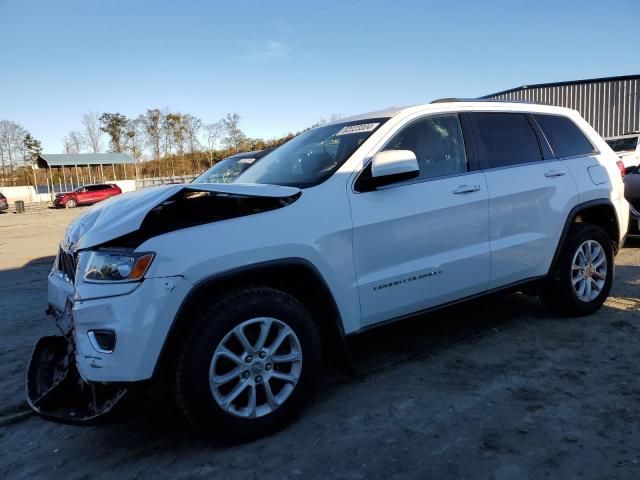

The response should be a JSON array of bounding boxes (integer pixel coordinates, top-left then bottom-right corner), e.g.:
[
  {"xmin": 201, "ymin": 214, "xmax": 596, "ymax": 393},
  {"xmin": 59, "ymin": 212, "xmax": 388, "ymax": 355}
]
[
  {"xmin": 0, "ymin": 186, "xmax": 49, "ymax": 204},
  {"xmin": 113, "ymin": 180, "xmax": 136, "ymax": 193}
]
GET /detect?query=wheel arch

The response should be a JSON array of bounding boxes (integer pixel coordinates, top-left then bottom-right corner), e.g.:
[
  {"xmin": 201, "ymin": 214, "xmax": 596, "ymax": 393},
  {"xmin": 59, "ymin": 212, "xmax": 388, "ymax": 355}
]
[
  {"xmin": 549, "ymin": 199, "xmax": 621, "ymax": 275},
  {"xmin": 153, "ymin": 258, "xmax": 352, "ymax": 379}
]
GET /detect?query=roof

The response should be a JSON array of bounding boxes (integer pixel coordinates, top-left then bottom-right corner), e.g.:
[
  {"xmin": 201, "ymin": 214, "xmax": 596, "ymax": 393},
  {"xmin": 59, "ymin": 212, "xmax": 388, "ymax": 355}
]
[
  {"xmin": 37, "ymin": 153, "xmax": 135, "ymax": 168},
  {"xmin": 328, "ymin": 107, "xmax": 405, "ymax": 125},
  {"xmin": 229, "ymin": 150, "xmax": 264, "ymax": 159},
  {"xmin": 483, "ymin": 74, "xmax": 640, "ymax": 98}
]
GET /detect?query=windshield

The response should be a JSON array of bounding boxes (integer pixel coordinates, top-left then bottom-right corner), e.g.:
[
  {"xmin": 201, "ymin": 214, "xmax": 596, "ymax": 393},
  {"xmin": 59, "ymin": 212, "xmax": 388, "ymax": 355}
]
[
  {"xmin": 192, "ymin": 155, "xmax": 258, "ymax": 184},
  {"xmin": 606, "ymin": 136, "xmax": 638, "ymax": 152},
  {"xmin": 235, "ymin": 118, "xmax": 388, "ymax": 188}
]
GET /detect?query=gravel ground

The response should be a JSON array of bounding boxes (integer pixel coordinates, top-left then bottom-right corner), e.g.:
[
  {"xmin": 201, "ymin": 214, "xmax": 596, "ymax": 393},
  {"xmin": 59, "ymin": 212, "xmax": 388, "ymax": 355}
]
[{"xmin": 1, "ymin": 207, "xmax": 640, "ymax": 479}]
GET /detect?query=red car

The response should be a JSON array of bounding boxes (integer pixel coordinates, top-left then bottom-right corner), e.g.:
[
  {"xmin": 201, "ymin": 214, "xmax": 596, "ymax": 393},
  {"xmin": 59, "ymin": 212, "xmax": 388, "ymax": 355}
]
[{"xmin": 54, "ymin": 183, "xmax": 122, "ymax": 208}]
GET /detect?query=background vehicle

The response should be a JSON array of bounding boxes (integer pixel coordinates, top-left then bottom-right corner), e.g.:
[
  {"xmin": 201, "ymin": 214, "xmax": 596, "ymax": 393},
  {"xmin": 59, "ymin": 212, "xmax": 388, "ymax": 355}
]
[
  {"xmin": 606, "ymin": 133, "xmax": 640, "ymax": 174},
  {"xmin": 192, "ymin": 148, "xmax": 274, "ymax": 184},
  {"xmin": 53, "ymin": 183, "xmax": 122, "ymax": 208},
  {"xmin": 0, "ymin": 192, "xmax": 7, "ymax": 212},
  {"xmin": 30, "ymin": 101, "xmax": 628, "ymax": 440},
  {"xmin": 624, "ymin": 165, "xmax": 640, "ymax": 235}
]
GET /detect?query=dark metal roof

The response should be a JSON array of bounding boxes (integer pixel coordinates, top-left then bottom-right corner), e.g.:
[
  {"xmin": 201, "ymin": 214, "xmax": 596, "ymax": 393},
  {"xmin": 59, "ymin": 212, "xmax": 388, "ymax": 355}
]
[
  {"xmin": 482, "ymin": 74, "xmax": 640, "ymax": 98},
  {"xmin": 37, "ymin": 153, "xmax": 135, "ymax": 168},
  {"xmin": 430, "ymin": 97, "xmax": 533, "ymax": 104}
]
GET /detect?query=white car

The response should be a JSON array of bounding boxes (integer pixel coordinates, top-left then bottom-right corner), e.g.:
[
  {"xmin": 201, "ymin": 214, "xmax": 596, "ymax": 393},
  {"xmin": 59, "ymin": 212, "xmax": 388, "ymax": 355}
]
[
  {"xmin": 606, "ymin": 133, "xmax": 640, "ymax": 173},
  {"xmin": 28, "ymin": 100, "xmax": 629, "ymax": 439}
]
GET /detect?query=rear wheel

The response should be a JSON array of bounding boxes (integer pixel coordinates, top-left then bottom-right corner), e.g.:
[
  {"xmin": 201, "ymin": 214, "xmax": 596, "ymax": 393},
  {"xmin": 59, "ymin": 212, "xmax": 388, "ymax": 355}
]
[
  {"xmin": 542, "ymin": 223, "xmax": 614, "ymax": 316},
  {"xmin": 65, "ymin": 198, "xmax": 77, "ymax": 208},
  {"xmin": 175, "ymin": 286, "xmax": 321, "ymax": 440}
]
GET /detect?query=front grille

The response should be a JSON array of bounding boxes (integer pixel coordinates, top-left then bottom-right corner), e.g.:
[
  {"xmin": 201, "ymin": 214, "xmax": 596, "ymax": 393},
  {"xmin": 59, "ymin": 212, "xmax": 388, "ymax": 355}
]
[{"xmin": 58, "ymin": 247, "xmax": 78, "ymax": 282}]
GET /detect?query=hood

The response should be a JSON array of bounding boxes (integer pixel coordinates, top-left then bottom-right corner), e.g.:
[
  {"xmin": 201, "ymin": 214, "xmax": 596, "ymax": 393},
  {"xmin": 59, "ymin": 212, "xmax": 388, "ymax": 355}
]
[{"xmin": 64, "ymin": 183, "xmax": 301, "ymax": 251}]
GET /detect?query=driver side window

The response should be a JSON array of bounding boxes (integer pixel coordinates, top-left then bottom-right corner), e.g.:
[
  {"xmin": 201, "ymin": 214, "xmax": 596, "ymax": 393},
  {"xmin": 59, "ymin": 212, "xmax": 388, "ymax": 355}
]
[{"xmin": 384, "ymin": 114, "xmax": 468, "ymax": 182}]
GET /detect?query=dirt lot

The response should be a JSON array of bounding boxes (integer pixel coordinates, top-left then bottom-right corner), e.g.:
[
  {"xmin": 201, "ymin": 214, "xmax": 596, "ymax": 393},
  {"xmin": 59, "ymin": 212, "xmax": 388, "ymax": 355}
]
[{"xmin": 1, "ymin": 208, "xmax": 640, "ymax": 479}]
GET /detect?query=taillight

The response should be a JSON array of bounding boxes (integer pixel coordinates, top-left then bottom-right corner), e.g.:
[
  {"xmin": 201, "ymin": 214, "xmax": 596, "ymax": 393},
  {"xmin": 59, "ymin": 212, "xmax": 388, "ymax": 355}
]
[{"xmin": 616, "ymin": 160, "xmax": 625, "ymax": 177}]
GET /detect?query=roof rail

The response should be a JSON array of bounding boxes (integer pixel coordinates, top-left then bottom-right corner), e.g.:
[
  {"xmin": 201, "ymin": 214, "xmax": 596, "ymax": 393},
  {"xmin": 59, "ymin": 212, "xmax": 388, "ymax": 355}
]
[{"xmin": 430, "ymin": 97, "xmax": 536, "ymax": 104}]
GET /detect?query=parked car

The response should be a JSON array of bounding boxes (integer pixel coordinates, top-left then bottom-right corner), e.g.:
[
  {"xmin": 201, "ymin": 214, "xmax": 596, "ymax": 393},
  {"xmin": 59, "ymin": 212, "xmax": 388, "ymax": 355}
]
[
  {"xmin": 606, "ymin": 132, "xmax": 640, "ymax": 174},
  {"xmin": 0, "ymin": 191, "xmax": 7, "ymax": 213},
  {"xmin": 192, "ymin": 149, "xmax": 274, "ymax": 184},
  {"xmin": 53, "ymin": 183, "xmax": 122, "ymax": 208},
  {"xmin": 624, "ymin": 164, "xmax": 640, "ymax": 235},
  {"xmin": 29, "ymin": 100, "xmax": 628, "ymax": 440}
]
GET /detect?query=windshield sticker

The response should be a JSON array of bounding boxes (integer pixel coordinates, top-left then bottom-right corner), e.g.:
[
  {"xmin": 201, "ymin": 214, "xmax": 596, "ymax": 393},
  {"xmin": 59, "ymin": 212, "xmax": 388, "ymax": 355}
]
[{"xmin": 336, "ymin": 123, "xmax": 380, "ymax": 136}]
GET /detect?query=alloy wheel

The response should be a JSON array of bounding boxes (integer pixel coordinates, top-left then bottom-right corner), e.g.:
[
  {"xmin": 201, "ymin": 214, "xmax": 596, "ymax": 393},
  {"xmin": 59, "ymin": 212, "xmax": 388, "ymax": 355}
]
[
  {"xmin": 571, "ymin": 239, "xmax": 607, "ymax": 302},
  {"xmin": 209, "ymin": 317, "xmax": 303, "ymax": 419}
]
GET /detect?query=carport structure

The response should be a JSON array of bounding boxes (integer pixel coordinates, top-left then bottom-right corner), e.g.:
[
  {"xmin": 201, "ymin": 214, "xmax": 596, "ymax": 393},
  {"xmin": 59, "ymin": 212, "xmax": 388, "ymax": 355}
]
[{"xmin": 36, "ymin": 153, "xmax": 137, "ymax": 194}]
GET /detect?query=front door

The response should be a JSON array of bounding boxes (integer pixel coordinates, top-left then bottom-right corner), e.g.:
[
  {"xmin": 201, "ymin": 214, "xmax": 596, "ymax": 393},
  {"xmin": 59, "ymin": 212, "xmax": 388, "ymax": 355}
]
[{"xmin": 349, "ymin": 113, "xmax": 491, "ymax": 326}]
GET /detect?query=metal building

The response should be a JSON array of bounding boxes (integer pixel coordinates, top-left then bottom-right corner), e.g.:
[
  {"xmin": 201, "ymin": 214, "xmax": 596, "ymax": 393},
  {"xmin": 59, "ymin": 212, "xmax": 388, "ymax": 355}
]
[{"xmin": 483, "ymin": 74, "xmax": 640, "ymax": 139}]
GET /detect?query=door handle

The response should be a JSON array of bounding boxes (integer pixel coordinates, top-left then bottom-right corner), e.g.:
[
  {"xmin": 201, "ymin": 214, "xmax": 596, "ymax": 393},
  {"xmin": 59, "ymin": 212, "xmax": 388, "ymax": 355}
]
[
  {"xmin": 452, "ymin": 184, "xmax": 481, "ymax": 194},
  {"xmin": 544, "ymin": 170, "xmax": 566, "ymax": 178}
]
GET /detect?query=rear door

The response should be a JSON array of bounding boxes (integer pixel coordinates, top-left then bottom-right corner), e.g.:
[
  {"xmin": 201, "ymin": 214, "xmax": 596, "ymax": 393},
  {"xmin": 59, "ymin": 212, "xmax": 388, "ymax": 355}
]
[
  {"xmin": 468, "ymin": 112, "xmax": 579, "ymax": 288},
  {"xmin": 95, "ymin": 185, "xmax": 113, "ymax": 201},
  {"xmin": 349, "ymin": 113, "xmax": 491, "ymax": 326}
]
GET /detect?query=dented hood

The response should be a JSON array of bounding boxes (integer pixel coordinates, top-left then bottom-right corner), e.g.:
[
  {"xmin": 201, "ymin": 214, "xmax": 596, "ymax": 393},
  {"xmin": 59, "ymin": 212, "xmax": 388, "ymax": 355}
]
[{"xmin": 64, "ymin": 183, "xmax": 301, "ymax": 251}]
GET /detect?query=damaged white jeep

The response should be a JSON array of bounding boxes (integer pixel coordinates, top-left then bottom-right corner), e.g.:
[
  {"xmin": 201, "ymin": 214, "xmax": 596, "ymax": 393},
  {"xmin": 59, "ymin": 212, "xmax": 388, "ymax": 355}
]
[{"xmin": 28, "ymin": 100, "xmax": 628, "ymax": 439}]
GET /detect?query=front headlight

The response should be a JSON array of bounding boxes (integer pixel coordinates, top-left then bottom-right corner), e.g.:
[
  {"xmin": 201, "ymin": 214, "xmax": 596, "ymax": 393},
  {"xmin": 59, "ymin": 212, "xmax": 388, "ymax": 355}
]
[{"xmin": 82, "ymin": 251, "xmax": 154, "ymax": 283}]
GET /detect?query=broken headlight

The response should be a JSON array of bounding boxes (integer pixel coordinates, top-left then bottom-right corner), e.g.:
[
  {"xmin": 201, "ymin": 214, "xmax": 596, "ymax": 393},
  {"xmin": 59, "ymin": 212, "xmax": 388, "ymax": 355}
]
[{"xmin": 82, "ymin": 251, "xmax": 154, "ymax": 283}]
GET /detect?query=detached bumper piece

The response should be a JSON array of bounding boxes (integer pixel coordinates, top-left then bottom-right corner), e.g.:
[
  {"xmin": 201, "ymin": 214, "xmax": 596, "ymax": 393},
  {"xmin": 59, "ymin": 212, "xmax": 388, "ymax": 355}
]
[{"xmin": 27, "ymin": 335, "xmax": 127, "ymax": 423}]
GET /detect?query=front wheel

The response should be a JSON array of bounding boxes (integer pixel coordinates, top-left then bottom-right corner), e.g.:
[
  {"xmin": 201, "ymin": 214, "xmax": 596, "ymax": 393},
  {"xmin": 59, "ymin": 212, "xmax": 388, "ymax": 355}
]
[
  {"xmin": 542, "ymin": 223, "xmax": 614, "ymax": 316},
  {"xmin": 65, "ymin": 198, "xmax": 77, "ymax": 208},
  {"xmin": 175, "ymin": 286, "xmax": 321, "ymax": 440}
]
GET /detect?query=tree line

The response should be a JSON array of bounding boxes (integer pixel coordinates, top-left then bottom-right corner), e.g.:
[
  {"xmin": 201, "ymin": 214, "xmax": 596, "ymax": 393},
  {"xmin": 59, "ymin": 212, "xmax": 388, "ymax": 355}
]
[
  {"xmin": 0, "ymin": 120, "xmax": 42, "ymax": 186},
  {"xmin": 0, "ymin": 110, "xmax": 341, "ymax": 186},
  {"xmin": 60, "ymin": 109, "xmax": 298, "ymax": 179}
]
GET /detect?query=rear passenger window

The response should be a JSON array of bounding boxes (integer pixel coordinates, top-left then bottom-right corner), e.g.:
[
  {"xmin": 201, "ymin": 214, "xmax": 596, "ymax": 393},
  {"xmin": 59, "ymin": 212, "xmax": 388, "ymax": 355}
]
[
  {"xmin": 383, "ymin": 114, "xmax": 467, "ymax": 181},
  {"xmin": 471, "ymin": 113, "xmax": 542, "ymax": 168},
  {"xmin": 534, "ymin": 114, "xmax": 595, "ymax": 158}
]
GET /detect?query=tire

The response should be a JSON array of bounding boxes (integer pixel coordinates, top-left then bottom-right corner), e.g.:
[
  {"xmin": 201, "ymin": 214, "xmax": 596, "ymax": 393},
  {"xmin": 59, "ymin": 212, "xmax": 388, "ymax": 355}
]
[
  {"xmin": 542, "ymin": 223, "xmax": 614, "ymax": 316},
  {"xmin": 65, "ymin": 198, "xmax": 77, "ymax": 208},
  {"xmin": 175, "ymin": 286, "xmax": 321, "ymax": 440}
]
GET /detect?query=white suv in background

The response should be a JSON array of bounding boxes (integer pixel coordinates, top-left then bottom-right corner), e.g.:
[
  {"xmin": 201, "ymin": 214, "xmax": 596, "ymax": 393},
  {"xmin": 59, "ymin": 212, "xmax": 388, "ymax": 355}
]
[
  {"xmin": 606, "ymin": 132, "xmax": 640, "ymax": 173},
  {"xmin": 28, "ymin": 100, "xmax": 628, "ymax": 439}
]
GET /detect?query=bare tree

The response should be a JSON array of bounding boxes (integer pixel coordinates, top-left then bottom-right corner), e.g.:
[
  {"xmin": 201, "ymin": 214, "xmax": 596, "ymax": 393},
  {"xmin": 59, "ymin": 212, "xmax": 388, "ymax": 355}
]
[
  {"xmin": 68, "ymin": 131, "xmax": 85, "ymax": 153},
  {"xmin": 183, "ymin": 114, "xmax": 202, "ymax": 154},
  {"xmin": 139, "ymin": 109, "xmax": 163, "ymax": 162},
  {"xmin": 124, "ymin": 117, "xmax": 144, "ymax": 160},
  {"xmin": 63, "ymin": 136, "xmax": 74, "ymax": 154},
  {"xmin": 311, "ymin": 113, "xmax": 343, "ymax": 128},
  {"xmin": 164, "ymin": 112, "xmax": 186, "ymax": 157},
  {"xmin": 0, "ymin": 120, "xmax": 28, "ymax": 184},
  {"xmin": 81, "ymin": 111, "xmax": 103, "ymax": 153},
  {"xmin": 204, "ymin": 121, "xmax": 223, "ymax": 166},
  {"xmin": 222, "ymin": 113, "xmax": 246, "ymax": 152}
]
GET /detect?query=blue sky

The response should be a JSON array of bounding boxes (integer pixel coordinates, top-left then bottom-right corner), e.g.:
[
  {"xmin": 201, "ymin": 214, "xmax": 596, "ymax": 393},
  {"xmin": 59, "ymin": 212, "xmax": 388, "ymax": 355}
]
[{"xmin": 1, "ymin": 0, "xmax": 638, "ymax": 153}]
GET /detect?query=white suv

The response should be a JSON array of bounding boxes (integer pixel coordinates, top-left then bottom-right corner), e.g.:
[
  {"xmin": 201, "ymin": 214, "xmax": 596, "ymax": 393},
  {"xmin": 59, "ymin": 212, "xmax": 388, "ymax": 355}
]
[{"xmin": 28, "ymin": 100, "xmax": 628, "ymax": 438}]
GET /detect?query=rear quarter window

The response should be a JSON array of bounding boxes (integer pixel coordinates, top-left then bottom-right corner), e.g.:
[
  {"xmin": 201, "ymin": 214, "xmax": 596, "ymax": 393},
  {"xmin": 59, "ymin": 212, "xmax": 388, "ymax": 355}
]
[{"xmin": 533, "ymin": 114, "xmax": 595, "ymax": 158}]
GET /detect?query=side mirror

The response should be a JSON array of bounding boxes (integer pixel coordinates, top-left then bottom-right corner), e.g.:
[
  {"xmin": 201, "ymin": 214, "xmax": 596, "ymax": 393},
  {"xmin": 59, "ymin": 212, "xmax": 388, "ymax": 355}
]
[{"xmin": 360, "ymin": 150, "xmax": 419, "ymax": 190}]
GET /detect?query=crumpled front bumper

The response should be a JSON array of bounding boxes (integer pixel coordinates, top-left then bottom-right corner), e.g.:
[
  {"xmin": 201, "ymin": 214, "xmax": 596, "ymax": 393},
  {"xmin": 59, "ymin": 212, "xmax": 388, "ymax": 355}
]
[
  {"xmin": 26, "ymin": 300, "xmax": 127, "ymax": 423},
  {"xmin": 27, "ymin": 335, "xmax": 127, "ymax": 423},
  {"xmin": 27, "ymin": 265, "xmax": 192, "ymax": 422}
]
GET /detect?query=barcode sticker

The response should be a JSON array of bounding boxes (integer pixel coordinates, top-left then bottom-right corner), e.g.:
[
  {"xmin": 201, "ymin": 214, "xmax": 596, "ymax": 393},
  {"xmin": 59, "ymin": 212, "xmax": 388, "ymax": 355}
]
[{"xmin": 336, "ymin": 123, "xmax": 380, "ymax": 136}]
